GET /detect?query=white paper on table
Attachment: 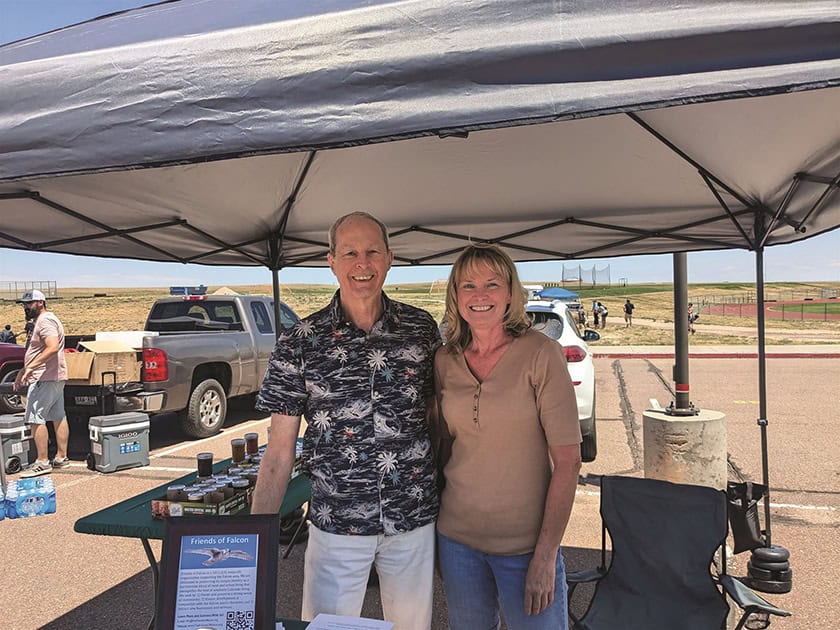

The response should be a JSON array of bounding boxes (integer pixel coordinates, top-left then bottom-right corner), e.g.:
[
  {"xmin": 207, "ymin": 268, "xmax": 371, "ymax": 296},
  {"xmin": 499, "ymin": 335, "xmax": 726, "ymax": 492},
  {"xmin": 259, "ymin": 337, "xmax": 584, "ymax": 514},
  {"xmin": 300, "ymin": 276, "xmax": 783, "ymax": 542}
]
[{"xmin": 306, "ymin": 613, "xmax": 394, "ymax": 629}]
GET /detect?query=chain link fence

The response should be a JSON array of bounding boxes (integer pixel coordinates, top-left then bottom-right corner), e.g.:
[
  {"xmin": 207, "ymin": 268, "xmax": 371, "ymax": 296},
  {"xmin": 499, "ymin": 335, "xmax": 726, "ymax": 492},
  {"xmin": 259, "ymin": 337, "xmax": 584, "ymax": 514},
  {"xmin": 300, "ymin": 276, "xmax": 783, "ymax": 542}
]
[
  {"xmin": 693, "ymin": 288, "xmax": 840, "ymax": 321},
  {"xmin": 0, "ymin": 280, "xmax": 58, "ymax": 301}
]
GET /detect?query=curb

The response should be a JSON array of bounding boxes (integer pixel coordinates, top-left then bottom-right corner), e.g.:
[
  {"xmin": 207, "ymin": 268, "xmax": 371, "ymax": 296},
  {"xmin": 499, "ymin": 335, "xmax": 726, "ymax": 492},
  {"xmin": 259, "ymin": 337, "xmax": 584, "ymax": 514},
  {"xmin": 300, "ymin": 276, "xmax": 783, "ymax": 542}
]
[{"xmin": 594, "ymin": 351, "xmax": 840, "ymax": 359}]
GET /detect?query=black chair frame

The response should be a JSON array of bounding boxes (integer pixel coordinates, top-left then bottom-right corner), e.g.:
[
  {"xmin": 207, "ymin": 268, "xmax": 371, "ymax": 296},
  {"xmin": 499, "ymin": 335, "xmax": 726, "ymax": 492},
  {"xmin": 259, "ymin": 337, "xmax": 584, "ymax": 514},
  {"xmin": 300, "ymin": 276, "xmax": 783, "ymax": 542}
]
[{"xmin": 566, "ymin": 476, "xmax": 791, "ymax": 630}]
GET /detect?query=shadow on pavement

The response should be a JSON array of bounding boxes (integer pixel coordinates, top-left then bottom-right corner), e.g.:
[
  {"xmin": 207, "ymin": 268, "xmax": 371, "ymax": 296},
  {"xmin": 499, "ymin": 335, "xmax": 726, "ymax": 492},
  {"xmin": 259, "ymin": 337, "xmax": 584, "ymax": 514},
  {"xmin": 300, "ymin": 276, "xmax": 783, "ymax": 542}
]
[
  {"xmin": 57, "ymin": 397, "xmax": 266, "ymax": 461},
  {"xmin": 41, "ymin": 569, "xmax": 156, "ymax": 630},
  {"xmin": 564, "ymin": 545, "xmax": 609, "ymax": 622},
  {"xmin": 40, "ymin": 540, "xmax": 453, "ymax": 630}
]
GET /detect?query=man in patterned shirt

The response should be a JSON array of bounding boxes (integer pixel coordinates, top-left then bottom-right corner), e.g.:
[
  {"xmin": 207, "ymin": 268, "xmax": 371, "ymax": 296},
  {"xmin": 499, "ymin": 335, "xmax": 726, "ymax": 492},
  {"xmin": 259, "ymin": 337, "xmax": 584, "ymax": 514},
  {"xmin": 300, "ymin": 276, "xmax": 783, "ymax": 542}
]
[{"xmin": 252, "ymin": 212, "xmax": 441, "ymax": 629}]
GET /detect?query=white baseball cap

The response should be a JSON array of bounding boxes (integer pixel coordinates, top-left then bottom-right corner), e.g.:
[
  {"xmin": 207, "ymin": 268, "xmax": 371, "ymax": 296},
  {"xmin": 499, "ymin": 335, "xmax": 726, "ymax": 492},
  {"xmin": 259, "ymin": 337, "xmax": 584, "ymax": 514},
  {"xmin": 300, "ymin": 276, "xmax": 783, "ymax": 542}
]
[{"xmin": 17, "ymin": 289, "xmax": 46, "ymax": 303}]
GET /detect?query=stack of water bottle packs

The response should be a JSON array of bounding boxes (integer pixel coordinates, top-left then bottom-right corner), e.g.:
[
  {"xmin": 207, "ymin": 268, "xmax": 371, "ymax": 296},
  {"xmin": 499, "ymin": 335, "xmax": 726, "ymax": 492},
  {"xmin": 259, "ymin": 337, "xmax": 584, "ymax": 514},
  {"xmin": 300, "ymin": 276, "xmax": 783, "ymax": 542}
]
[{"xmin": 1, "ymin": 476, "xmax": 57, "ymax": 520}]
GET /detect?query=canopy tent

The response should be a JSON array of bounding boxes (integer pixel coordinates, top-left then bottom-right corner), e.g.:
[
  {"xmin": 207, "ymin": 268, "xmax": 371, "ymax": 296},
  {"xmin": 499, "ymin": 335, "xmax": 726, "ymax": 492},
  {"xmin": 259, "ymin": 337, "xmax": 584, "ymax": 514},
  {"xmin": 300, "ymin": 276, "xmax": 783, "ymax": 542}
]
[
  {"xmin": 536, "ymin": 288, "xmax": 580, "ymax": 301},
  {"xmin": 1, "ymin": 0, "xmax": 839, "ymax": 566},
  {"xmin": 1, "ymin": 0, "xmax": 839, "ymax": 270}
]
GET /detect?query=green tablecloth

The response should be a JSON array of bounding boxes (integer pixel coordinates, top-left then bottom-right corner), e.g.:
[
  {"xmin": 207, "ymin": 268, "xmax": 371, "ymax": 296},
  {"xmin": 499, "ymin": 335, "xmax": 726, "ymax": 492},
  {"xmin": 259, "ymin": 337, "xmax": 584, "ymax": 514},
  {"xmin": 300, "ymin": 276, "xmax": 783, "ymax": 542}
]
[
  {"xmin": 74, "ymin": 459, "xmax": 311, "ymax": 540},
  {"xmin": 74, "ymin": 457, "xmax": 312, "ymax": 630}
]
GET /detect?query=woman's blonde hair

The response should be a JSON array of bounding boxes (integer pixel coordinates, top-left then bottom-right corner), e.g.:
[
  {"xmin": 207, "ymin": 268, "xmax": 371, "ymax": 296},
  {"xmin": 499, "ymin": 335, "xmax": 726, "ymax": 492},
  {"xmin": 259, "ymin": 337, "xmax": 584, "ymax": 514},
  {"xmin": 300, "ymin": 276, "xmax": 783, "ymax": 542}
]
[{"xmin": 442, "ymin": 243, "xmax": 530, "ymax": 353}]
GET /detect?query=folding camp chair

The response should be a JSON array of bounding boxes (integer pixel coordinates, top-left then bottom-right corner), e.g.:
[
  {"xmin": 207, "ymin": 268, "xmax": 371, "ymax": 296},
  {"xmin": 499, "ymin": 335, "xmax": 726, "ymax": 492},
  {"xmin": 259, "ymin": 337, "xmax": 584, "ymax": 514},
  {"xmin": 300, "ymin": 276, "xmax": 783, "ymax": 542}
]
[{"xmin": 567, "ymin": 476, "xmax": 790, "ymax": 630}]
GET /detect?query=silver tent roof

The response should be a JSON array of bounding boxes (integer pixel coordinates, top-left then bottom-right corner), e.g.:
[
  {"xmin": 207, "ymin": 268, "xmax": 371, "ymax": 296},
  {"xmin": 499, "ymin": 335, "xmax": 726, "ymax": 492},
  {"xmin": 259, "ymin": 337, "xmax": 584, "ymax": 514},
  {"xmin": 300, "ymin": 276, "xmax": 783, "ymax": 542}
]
[{"xmin": 1, "ymin": 0, "xmax": 839, "ymax": 269}]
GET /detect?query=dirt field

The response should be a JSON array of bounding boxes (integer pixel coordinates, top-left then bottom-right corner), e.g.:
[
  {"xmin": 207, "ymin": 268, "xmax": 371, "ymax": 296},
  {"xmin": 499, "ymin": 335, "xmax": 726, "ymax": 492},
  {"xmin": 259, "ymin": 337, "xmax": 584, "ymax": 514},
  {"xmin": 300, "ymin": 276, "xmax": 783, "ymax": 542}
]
[{"xmin": 1, "ymin": 282, "xmax": 839, "ymax": 346}]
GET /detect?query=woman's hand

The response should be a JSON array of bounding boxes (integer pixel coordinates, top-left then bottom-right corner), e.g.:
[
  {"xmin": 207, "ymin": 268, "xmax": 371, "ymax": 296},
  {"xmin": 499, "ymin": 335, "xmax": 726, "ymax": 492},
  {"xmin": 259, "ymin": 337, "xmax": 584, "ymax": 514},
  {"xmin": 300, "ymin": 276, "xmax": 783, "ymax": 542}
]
[{"xmin": 524, "ymin": 549, "xmax": 557, "ymax": 615}]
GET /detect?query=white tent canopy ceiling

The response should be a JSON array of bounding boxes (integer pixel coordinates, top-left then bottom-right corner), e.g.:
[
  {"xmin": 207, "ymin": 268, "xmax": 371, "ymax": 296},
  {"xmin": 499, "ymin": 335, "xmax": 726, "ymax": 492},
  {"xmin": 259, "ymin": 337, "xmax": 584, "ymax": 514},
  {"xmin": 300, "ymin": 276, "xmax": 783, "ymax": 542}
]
[{"xmin": 1, "ymin": 0, "xmax": 839, "ymax": 270}]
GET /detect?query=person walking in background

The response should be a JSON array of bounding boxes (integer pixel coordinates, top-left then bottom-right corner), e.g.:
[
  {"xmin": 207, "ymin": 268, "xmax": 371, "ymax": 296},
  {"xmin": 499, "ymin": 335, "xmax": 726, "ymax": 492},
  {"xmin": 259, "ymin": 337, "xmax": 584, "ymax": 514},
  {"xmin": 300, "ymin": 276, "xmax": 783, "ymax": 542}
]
[
  {"xmin": 623, "ymin": 299, "xmax": 635, "ymax": 327},
  {"xmin": 599, "ymin": 302, "xmax": 608, "ymax": 328},
  {"xmin": 688, "ymin": 302, "xmax": 698, "ymax": 334},
  {"xmin": 434, "ymin": 243, "xmax": 581, "ymax": 630},
  {"xmin": 251, "ymin": 212, "xmax": 440, "ymax": 630},
  {"xmin": 13, "ymin": 290, "xmax": 70, "ymax": 477},
  {"xmin": 0, "ymin": 324, "xmax": 17, "ymax": 343},
  {"xmin": 592, "ymin": 301, "xmax": 600, "ymax": 328}
]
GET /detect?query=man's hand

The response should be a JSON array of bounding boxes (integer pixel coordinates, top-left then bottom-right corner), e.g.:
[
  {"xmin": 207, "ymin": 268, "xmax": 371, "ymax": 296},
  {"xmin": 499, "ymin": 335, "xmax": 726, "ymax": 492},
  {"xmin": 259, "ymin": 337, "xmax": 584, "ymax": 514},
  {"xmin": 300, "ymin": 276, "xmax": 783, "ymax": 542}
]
[
  {"xmin": 13, "ymin": 368, "xmax": 29, "ymax": 393},
  {"xmin": 15, "ymin": 335, "xmax": 59, "ymax": 391}
]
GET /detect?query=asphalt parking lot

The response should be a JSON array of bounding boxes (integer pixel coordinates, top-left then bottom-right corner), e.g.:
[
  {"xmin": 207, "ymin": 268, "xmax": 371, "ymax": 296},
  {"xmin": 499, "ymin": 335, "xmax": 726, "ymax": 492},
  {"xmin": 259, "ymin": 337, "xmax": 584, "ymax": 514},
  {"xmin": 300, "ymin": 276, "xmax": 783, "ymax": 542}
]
[{"xmin": 2, "ymin": 354, "xmax": 838, "ymax": 629}]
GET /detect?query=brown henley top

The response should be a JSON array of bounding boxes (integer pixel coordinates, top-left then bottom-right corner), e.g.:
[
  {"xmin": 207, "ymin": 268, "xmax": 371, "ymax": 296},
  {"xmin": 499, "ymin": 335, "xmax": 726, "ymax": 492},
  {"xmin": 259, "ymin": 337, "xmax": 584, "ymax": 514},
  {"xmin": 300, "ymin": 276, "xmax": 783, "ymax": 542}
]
[{"xmin": 435, "ymin": 329, "xmax": 581, "ymax": 555}]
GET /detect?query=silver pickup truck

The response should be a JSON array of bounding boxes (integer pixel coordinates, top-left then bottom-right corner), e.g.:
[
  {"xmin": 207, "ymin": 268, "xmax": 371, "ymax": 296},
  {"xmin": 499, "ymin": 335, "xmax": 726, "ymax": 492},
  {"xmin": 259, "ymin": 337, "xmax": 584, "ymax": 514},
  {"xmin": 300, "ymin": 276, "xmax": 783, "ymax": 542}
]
[{"xmin": 136, "ymin": 294, "xmax": 299, "ymax": 437}]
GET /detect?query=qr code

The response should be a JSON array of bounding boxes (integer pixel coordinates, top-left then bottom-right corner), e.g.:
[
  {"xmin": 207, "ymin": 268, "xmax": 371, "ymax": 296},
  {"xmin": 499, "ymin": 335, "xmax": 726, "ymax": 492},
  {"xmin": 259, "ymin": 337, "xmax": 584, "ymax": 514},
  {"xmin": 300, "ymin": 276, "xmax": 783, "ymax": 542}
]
[{"xmin": 225, "ymin": 610, "xmax": 255, "ymax": 630}]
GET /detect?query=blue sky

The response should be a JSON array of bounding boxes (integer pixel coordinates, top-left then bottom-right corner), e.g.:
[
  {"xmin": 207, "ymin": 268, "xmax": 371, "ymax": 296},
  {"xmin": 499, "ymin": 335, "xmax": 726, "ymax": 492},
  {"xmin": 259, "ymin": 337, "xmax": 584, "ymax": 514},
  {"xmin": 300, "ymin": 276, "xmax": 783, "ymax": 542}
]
[{"xmin": 1, "ymin": 1, "xmax": 839, "ymax": 288}]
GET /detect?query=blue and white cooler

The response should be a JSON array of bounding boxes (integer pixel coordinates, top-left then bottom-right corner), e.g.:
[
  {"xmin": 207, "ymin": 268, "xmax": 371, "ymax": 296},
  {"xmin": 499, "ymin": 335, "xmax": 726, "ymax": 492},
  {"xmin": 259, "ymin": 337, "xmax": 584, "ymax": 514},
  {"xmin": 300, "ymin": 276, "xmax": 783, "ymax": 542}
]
[{"xmin": 88, "ymin": 412, "xmax": 150, "ymax": 473}]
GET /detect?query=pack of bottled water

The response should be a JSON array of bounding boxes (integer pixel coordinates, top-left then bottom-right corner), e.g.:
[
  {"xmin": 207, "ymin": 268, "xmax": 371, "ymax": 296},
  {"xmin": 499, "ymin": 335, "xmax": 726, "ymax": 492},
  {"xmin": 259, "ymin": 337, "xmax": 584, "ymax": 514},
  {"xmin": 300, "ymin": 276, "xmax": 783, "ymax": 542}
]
[
  {"xmin": 0, "ymin": 487, "xmax": 5, "ymax": 521},
  {"xmin": 4, "ymin": 476, "xmax": 56, "ymax": 519}
]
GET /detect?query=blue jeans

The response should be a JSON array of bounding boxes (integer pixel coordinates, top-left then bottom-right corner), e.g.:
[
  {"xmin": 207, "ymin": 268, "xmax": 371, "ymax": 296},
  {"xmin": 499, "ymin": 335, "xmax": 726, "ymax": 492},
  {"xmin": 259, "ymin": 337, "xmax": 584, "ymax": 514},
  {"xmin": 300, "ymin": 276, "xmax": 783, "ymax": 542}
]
[{"xmin": 437, "ymin": 532, "xmax": 569, "ymax": 630}]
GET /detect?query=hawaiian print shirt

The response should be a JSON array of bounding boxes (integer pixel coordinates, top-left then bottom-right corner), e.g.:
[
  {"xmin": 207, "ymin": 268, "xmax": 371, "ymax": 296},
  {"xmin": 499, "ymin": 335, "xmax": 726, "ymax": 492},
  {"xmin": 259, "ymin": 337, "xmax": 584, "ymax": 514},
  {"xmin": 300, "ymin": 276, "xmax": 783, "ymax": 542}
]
[{"xmin": 256, "ymin": 291, "xmax": 441, "ymax": 536}]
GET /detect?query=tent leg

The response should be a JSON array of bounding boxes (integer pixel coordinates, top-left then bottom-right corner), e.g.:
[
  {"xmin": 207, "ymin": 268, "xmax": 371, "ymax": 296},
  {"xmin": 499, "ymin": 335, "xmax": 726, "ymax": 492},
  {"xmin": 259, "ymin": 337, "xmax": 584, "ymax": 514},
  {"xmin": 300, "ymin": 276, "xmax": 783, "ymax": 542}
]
[
  {"xmin": 755, "ymin": 248, "xmax": 772, "ymax": 544},
  {"xmin": 748, "ymin": 247, "xmax": 792, "ymax": 594},
  {"xmin": 272, "ymin": 267, "xmax": 282, "ymax": 337}
]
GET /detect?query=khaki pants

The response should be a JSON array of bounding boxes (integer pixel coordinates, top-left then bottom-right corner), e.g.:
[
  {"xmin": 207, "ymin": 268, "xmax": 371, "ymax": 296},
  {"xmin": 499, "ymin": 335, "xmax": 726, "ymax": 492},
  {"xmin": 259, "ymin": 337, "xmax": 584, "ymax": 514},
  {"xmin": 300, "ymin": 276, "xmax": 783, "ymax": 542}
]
[{"xmin": 302, "ymin": 522, "xmax": 435, "ymax": 629}]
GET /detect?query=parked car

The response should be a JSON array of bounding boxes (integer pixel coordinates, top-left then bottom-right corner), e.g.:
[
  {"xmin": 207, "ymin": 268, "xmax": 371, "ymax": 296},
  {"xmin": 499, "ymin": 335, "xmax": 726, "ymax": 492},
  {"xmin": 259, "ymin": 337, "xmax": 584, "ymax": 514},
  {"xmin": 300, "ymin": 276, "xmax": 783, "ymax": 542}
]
[
  {"xmin": 63, "ymin": 295, "xmax": 299, "ymax": 439},
  {"xmin": 0, "ymin": 342, "xmax": 25, "ymax": 414},
  {"xmin": 526, "ymin": 299, "xmax": 600, "ymax": 462},
  {"xmin": 136, "ymin": 294, "xmax": 300, "ymax": 437}
]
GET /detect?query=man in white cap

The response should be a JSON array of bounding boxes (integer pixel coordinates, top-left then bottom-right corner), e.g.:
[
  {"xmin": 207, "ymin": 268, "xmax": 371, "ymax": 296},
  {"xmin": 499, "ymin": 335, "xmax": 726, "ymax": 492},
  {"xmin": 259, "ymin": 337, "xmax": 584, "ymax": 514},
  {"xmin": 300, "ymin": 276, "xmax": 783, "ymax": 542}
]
[{"xmin": 13, "ymin": 289, "xmax": 70, "ymax": 477}]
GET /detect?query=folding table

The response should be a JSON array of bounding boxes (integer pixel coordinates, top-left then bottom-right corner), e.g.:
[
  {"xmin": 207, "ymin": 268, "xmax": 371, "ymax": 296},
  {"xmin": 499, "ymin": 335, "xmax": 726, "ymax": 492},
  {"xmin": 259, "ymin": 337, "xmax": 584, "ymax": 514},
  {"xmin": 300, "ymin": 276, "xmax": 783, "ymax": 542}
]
[{"xmin": 75, "ymin": 458, "xmax": 311, "ymax": 629}]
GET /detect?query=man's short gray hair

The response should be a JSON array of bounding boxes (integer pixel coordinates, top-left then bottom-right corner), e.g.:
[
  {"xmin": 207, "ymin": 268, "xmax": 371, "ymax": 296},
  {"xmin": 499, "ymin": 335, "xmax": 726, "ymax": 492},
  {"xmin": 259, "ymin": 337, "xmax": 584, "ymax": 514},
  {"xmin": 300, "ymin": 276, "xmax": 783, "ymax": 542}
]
[{"xmin": 328, "ymin": 212, "xmax": 390, "ymax": 256}]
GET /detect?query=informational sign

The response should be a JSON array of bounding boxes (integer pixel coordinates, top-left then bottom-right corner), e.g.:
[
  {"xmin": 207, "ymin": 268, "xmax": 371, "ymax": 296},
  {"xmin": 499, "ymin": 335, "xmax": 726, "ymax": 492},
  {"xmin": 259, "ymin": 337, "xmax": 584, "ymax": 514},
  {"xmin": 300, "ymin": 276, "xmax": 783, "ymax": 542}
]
[{"xmin": 156, "ymin": 515, "xmax": 279, "ymax": 630}]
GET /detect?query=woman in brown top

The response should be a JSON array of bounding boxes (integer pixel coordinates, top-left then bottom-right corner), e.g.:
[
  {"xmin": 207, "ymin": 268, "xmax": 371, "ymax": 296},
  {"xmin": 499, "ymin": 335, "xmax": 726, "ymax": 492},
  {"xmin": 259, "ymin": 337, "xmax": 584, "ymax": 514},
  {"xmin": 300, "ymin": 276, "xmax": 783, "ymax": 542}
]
[{"xmin": 434, "ymin": 243, "xmax": 581, "ymax": 629}]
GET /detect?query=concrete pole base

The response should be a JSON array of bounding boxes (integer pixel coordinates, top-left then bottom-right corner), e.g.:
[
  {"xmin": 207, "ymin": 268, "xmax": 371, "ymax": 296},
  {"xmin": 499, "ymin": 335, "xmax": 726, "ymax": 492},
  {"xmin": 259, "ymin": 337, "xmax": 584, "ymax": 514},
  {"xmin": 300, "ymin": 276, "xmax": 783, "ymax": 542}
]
[{"xmin": 643, "ymin": 408, "xmax": 727, "ymax": 490}]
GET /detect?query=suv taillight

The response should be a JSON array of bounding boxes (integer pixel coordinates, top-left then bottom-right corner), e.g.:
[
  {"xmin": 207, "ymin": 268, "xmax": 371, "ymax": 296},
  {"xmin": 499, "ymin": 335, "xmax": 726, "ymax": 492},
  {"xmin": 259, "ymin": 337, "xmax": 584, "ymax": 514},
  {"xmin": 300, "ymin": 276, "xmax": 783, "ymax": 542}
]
[
  {"xmin": 563, "ymin": 345, "xmax": 587, "ymax": 363},
  {"xmin": 143, "ymin": 348, "xmax": 169, "ymax": 382}
]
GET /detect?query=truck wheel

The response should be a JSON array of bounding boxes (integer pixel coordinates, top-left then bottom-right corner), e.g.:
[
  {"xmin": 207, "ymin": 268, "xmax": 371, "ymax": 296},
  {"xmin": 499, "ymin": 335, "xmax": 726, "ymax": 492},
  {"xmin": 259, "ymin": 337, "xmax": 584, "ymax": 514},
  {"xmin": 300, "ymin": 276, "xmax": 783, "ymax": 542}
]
[
  {"xmin": 180, "ymin": 378, "xmax": 227, "ymax": 438},
  {"xmin": 0, "ymin": 369, "xmax": 24, "ymax": 414}
]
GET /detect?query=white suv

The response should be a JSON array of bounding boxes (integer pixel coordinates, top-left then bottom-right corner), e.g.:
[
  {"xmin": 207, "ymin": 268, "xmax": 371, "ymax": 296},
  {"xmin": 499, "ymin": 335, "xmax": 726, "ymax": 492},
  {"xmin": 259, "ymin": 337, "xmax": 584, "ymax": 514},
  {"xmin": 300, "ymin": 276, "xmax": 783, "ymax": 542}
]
[{"xmin": 526, "ymin": 299, "xmax": 599, "ymax": 462}]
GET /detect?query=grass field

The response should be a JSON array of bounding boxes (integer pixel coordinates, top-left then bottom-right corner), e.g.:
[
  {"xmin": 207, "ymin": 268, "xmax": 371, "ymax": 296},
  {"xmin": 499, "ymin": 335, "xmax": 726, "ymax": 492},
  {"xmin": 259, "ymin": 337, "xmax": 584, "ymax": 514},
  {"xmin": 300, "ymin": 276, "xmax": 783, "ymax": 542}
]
[
  {"xmin": 768, "ymin": 302, "xmax": 840, "ymax": 315},
  {"xmin": 1, "ymin": 281, "xmax": 838, "ymax": 346}
]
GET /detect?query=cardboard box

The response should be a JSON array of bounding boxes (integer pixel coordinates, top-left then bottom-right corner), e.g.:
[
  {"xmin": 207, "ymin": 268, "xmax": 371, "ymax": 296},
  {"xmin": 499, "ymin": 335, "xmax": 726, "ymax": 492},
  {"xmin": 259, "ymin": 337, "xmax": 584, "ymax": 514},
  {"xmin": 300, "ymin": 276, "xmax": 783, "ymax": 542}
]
[
  {"xmin": 95, "ymin": 330, "xmax": 158, "ymax": 350},
  {"xmin": 151, "ymin": 486, "xmax": 252, "ymax": 519},
  {"xmin": 65, "ymin": 340, "xmax": 141, "ymax": 385}
]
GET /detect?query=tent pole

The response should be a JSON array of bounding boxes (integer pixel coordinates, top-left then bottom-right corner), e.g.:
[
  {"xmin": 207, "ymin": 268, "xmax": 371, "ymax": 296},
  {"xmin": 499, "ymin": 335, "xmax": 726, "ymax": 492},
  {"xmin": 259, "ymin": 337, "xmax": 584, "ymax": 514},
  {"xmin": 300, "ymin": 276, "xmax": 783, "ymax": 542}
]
[
  {"xmin": 755, "ymin": 247, "xmax": 772, "ymax": 545},
  {"xmin": 267, "ymin": 235, "xmax": 284, "ymax": 337},
  {"xmin": 272, "ymin": 267, "xmax": 282, "ymax": 338},
  {"xmin": 668, "ymin": 252, "xmax": 695, "ymax": 414},
  {"xmin": 747, "ymin": 246, "xmax": 792, "ymax": 594}
]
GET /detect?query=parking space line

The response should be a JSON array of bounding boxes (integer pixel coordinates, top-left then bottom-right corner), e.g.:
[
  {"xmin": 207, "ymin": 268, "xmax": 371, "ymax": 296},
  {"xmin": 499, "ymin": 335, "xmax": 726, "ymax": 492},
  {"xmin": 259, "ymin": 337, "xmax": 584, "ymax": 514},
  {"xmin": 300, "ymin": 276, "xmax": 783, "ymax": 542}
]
[{"xmin": 150, "ymin": 417, "xmax": 269, "ymax": 459}]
